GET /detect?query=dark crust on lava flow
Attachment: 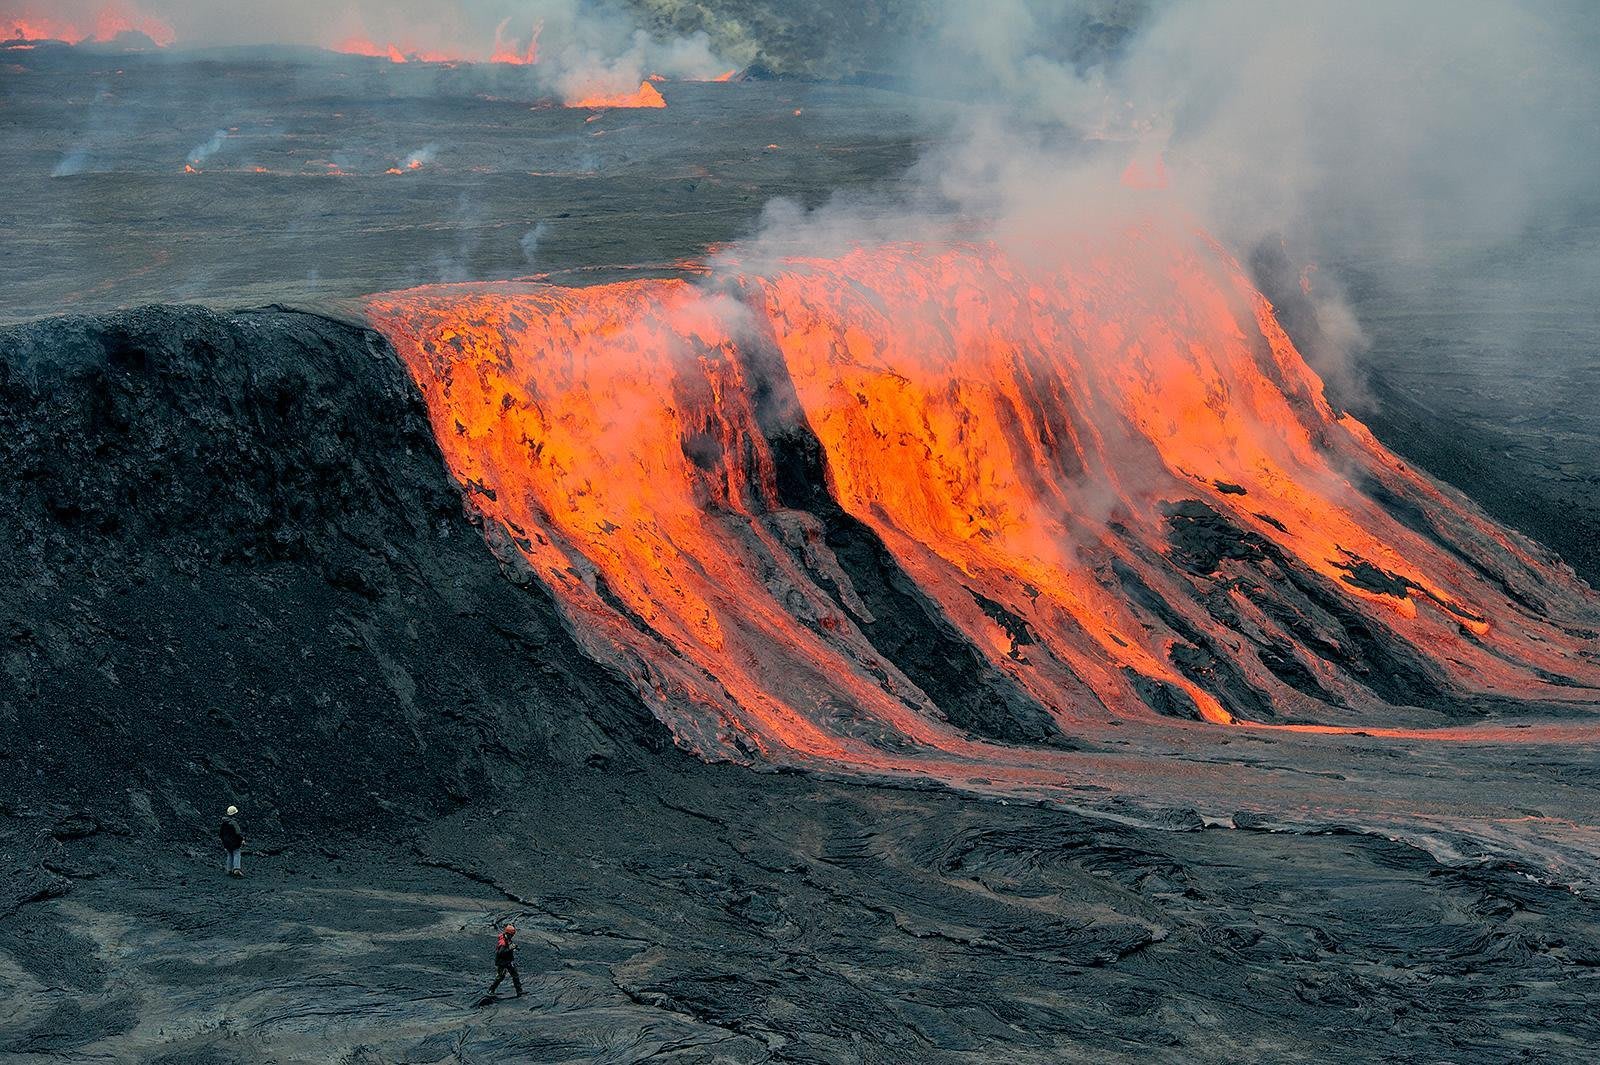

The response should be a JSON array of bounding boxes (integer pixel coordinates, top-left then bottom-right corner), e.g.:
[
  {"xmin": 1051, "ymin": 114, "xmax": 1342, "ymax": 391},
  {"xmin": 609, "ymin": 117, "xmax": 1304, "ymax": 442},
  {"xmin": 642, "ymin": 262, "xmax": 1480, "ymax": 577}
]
[
  {"xmin": 4, "ymin": 308, "xmax": 1600, "ymax": 1063},
  {"xmin": 734, "ymin": 314, "xmax": 1077, "ymax": 747},
  {"xmin": 1252, "ymin": 239, "xmax": 1600, "ymax": 593},
  {"xmin": 1161, "ymin": 497, "xmax": 1465, "ymax": 715}
]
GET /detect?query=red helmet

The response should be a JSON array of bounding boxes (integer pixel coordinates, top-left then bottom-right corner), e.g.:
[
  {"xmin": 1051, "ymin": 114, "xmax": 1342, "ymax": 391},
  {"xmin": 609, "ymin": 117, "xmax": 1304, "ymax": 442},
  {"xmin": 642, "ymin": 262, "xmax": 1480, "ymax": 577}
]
[{"xmin": 503, "ymin": 924, "xmax": 516, "ymax": 935}]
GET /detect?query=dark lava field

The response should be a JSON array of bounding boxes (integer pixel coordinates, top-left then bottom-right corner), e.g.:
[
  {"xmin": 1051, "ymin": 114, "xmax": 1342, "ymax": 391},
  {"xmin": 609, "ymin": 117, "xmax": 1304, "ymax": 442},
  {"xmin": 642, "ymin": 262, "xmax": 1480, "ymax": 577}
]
[{"xmin": 4, "ymin": 21, "xmax": 1600, "ymax": 1065}]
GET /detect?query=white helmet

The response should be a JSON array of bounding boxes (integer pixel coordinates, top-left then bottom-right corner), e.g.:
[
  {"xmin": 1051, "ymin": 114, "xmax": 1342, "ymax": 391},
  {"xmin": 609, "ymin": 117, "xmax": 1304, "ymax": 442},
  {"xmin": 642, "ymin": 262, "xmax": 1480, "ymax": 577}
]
[{"xmin": 226, "ymin": 805, "xmax": 239, "ymax": 816}]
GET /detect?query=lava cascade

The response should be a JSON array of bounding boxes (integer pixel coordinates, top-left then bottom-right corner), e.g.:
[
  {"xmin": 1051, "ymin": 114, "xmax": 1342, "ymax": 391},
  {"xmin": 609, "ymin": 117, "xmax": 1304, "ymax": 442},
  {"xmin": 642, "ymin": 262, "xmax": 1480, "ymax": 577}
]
[{"xmin": 366, "ymin": 223, "xmax": 1600, "ymax": 779}]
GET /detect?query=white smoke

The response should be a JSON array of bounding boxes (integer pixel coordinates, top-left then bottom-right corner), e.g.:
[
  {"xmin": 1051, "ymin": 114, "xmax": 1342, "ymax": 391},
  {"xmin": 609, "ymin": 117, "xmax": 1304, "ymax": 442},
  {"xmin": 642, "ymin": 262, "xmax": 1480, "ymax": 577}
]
[
  {"xmin": 51, "ymin": 148, "xmax": 91, "ymax": 177},
  {"xmin": 517, "ymin": 0, "xmax": 725, "ymax": 99},
  {"xmin": 400, "ymin": 144, "xmax": 438, "ymax": 170},
  {"xmin": 520, "ymin": 222, "xmax": 551, "ymax": 264},
  {"xmin": 186, "ymin": 129, "xmax": 228, "ymax": 167},
  {"xmin": 730, "ymin": 0, "xmax": 1600, "ymax": 395}
]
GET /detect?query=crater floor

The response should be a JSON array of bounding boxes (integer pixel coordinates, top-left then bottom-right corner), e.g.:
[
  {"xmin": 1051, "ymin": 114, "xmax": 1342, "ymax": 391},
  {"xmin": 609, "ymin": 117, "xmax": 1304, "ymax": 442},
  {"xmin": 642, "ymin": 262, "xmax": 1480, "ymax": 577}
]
[{"xmin": 3, "ymin": 44, "xmax": 1598, "ymax": 1064}]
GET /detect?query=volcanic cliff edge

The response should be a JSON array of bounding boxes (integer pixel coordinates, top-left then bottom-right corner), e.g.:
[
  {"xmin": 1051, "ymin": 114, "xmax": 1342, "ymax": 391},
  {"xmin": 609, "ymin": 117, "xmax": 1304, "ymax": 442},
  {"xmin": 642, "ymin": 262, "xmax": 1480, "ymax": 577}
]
[{"xmin": 0, "ymin": 305, "xmax": 665, "ymax": 850}]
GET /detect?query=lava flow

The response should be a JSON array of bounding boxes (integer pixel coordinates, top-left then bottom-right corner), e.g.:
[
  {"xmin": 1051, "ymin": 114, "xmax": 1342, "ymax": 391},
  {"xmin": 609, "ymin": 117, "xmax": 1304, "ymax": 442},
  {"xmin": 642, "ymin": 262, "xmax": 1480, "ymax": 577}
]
[
  {"xmin": 335, "ymin": 38, "xmax": 453, "ymax": 65},
  {"xmin": 489, "ymin": 17, "xmax": 540, "ymax": 66},
  {"xmin": 564, "ymin": 81, "xmax": 667, "ymax": 109},
  {"xmin": 366, "ymin": 220, "xmax": 1600, "ymax": 783},
  {"xmin": 4, "ymin": 2, "xmax": 173, "ymax": 47}
]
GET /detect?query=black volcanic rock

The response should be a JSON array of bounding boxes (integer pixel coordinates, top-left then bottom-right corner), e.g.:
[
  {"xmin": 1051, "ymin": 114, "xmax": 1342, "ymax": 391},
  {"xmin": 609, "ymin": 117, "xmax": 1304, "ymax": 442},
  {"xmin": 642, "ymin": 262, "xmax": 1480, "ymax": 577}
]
[
  {"xmin": 0, "ymin": 306, "xmax": 661, "ymax": 838},
  {"xmin": 3, "ymin": 306, "xmax": 1600, "ymax": 1064},
  {"xmin": 746, "ymin": 339, "xmax": 1069, "ymax": 747}
]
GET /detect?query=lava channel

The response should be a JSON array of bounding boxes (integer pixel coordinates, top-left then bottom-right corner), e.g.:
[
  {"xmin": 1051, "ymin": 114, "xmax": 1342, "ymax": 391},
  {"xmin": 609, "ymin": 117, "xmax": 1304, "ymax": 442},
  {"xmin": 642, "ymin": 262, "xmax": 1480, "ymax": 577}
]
[{"xmin": 366, "ymin": 221, "xmax": 1600, "ymax": 784}]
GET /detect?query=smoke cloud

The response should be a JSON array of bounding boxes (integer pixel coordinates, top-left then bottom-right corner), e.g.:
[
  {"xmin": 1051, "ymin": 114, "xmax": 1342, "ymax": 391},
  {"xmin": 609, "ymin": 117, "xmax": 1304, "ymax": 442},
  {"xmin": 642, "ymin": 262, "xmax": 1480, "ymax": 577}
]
[
  {"xmin": 520, "ymin": 222, "xmax": 551, "ymax": 264},
  {"xmin": 185, "ymin": 129, "xmax": 227, "ymax": 168},
  {"xmin": 14, "ymin": 0, "xmax": 1596, "ymax": 394},
  {"xmin": 728, "ymin": 0, "xmax": 1600, "ymax": 398},
  {"xmin": 396, "ymin": 145, "xmax": 438, "ymax": 172}
]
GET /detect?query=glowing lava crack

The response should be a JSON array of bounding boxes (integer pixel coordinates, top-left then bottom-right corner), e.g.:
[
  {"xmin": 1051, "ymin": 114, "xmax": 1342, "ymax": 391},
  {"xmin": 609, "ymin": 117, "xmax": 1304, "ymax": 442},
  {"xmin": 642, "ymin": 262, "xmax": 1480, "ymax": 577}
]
[{"xmin": 367, "ymin": 221, "xmax": 1600, "ymax": 785}]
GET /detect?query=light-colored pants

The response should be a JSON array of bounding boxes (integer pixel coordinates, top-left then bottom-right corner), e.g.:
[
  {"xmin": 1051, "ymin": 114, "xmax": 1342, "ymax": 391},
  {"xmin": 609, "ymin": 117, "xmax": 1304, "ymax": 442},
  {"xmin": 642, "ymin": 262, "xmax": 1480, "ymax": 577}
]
[{"xmin": 226, "ymin": 848, "xmax": 241, "ymax": 873}]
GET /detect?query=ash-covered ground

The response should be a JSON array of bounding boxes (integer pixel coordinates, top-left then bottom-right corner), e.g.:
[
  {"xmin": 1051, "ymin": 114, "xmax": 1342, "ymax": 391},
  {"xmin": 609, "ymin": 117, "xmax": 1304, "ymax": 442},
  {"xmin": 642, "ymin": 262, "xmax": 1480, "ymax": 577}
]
[
  {"xmin": 3, "ymin": 36, "xmax": 1600, "ymax": 1065},
  {"xmin": 0, "ymin": 43, "xmax": 936, "ymax": 318},
  {"xmin": 7, "ymin": 305, "xmax": 1599, "ymax": 1064}
]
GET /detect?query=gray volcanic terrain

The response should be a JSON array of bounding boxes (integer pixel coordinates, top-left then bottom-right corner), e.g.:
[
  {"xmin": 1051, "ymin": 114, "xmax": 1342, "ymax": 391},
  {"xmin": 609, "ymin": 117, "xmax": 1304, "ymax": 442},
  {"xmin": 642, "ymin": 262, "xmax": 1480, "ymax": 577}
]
[
  {"xmin": 5, "ymin": 305, "xmax": 1598, "ymax": 1064},
  {"xmin": 3, "ymin": 10, "xmax": 1600, "ymax": 1064},
  {"xmin": 0, "ymin": 44, "xmax": 935, "ymax": 319}
]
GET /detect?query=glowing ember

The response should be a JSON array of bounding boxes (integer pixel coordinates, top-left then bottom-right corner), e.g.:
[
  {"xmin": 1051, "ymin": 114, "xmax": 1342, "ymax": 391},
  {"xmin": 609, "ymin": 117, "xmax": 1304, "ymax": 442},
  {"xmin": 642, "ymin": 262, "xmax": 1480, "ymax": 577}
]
[
  {"xmin": 386, "ymin": 147, "xmax": 433, "ymax": 175},
  {"xmin": 367, "ymin": 224, "xmax": 1600, "ymax": 778},
  {"xmin": 565, "ymin": 81, "xmax": 667, "ymax": 109}
]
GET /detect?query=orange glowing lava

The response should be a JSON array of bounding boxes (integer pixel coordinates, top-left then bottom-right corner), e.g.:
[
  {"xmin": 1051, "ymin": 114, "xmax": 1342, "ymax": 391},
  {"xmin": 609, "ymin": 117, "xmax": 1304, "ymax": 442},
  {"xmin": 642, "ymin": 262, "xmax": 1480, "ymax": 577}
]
[
  {"xmin": 566, "ymin": 81, "xmax": 667, "ymax": 109},
  {"xmin": 334, "ymin": 37, "xmax": 452, "ymax": 64},
  {"xmin": 5, "ymin": 2, "xmax": 173, "ymax": 47},
  {"xmin": 489, "ymin": 17, "xmax": 540, "ymax": 65},
  {"xmin": 334, "ymin": 18, "xmax": 551, "ymax": 68},
  {"xmin": 367, "ymin": 224, "xmax": 1600, "ymax": 778}
]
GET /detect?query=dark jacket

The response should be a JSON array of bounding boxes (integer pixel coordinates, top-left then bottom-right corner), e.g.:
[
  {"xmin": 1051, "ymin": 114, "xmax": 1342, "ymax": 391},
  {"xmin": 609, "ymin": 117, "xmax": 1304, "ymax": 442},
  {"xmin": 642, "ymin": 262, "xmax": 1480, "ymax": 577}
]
[
  {"xmin": 219, "ymin": 817, "xmax": 244, "ymax": 850},
  {"xmin": 495, "ymin": 932, "xmax": 517, "ymax": 968}
]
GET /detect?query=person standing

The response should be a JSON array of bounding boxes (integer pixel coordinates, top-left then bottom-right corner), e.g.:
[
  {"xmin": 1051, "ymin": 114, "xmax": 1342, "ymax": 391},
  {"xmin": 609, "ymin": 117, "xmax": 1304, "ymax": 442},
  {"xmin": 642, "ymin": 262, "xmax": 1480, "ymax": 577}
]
[
  {"xmin": 219, "ymin": 805, "xmax": 245, "ymax": 877},
  {"xmin": 487, "ymin": 924, "xmax": 523, "ymax": 997}
]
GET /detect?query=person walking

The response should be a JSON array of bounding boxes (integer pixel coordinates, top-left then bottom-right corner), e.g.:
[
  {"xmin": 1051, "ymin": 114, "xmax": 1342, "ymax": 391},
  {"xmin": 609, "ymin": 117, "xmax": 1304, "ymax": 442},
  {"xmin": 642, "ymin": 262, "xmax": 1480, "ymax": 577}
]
[
  {"xmin": 487, "ymin": 924, "xmax": 523, "ymax": 998},
  {"xmin": 219, "ymin": 805, "xmax": 245, "ymax": 877}
]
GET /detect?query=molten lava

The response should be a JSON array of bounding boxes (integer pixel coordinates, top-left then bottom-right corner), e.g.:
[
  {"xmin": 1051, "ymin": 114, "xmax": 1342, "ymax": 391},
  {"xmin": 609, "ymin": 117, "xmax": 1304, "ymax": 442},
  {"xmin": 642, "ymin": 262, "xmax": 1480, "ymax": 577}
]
[
  {"xmin": 565, "ymin": 81, "xmax": 667, "ymax": 109},
  {"xmin": 367, "ymin": 223, "xmax": 1600, "ymax": 783},
  {"xmin": 5, "ymin": 2, "xmax": 173, "ymax": 47},
  {"xmin": 331, "ymin": 19, "xmax": 574, "ymax": 70},
  {"xmin": 334, "ymin": 38, "xmax": 452, "ymax": 64},
  {"xmin": 490, "ymin": 17, "xmax": 540, "ymax": 65}
]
